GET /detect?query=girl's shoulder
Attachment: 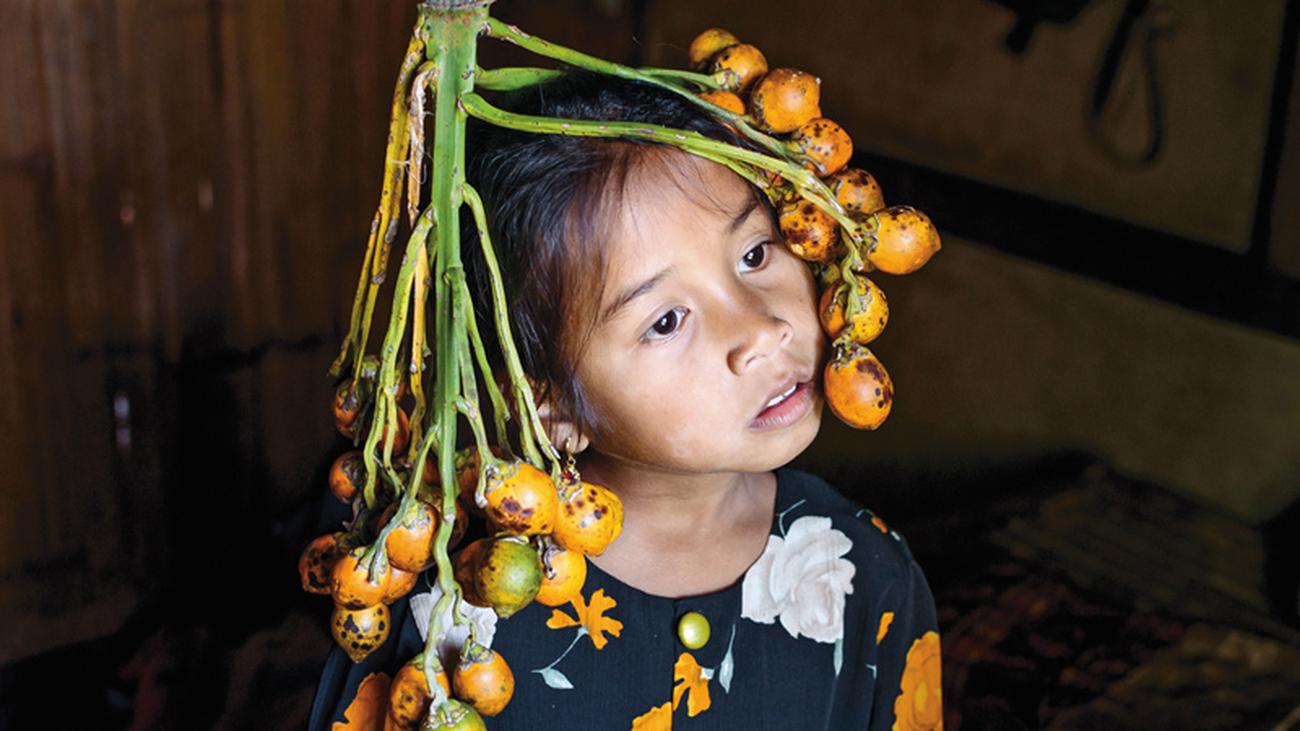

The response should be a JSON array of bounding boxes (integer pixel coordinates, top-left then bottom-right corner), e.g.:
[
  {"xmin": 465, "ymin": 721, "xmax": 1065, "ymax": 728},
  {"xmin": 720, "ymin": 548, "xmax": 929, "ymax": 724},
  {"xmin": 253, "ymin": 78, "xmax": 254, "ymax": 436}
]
[{"xmin": 773, "ymin": 467, "xmax": 921, "ymax": 586}]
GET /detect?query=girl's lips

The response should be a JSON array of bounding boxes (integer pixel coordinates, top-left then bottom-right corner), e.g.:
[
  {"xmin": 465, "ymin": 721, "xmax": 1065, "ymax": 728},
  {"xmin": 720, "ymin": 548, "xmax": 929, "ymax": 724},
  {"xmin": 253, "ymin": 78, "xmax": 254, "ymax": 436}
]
[{"xmin": 750, "ymin": 380, "xmax": 815, "ymax": 430}]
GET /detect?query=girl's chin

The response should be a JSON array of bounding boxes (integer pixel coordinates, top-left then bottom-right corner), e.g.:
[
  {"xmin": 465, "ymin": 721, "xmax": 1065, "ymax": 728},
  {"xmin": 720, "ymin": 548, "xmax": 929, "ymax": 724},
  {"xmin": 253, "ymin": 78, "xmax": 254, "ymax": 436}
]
[{"xmin": 743, "ymin": 401, "xmax": 824, "ymax": 471}]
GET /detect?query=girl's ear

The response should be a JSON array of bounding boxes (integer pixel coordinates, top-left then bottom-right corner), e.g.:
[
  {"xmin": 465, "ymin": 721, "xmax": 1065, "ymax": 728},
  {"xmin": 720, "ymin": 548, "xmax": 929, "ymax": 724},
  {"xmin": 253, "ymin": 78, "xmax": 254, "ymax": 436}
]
[{"xmin": 533, "ymin": 389, "xmax": 590, "ymax": 455}]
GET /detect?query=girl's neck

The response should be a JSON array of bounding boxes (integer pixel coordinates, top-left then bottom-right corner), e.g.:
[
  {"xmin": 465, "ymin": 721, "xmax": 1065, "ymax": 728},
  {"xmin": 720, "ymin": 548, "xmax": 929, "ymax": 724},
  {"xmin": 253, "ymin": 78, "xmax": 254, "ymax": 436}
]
[
  {"xmin": 576, "ymin": 453, "xmax": 778, "ymax": 597},
  {"xmin": 580, "ymin": 455, "xmax": 767, "ymax": 544}
]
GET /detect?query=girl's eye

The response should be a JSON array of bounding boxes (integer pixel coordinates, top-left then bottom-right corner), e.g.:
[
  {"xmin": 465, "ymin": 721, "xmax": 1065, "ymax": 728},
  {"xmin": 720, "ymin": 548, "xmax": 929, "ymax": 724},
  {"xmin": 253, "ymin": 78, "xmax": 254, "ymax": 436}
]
[
  {"xmin": 740, "ymin": 242, "xmax": 771, "ymax": 271},
  {"xmin": 645, "ymin": 306, "xmax": 687, "ymax": 340}
]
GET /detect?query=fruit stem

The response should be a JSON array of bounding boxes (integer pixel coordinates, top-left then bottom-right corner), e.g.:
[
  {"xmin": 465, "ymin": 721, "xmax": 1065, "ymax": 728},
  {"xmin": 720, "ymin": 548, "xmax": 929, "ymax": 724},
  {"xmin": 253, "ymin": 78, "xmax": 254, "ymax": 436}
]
[
  {"xmin": 475, "ymin": 65, "xmax": 563, "ymax": 90},
  {"xmin": 330, "ymin": 28, "xmax": 425, "ymax": 382},
  {"xmin": 408, "ymin": 241, "xmax": 431, "ymax": 457},
  {"xmin": 452, "ymin": 280, "xmax": 499, "ymax": 464},
  {"xmin": 637, "ymin": 66, "xmax": 718, "ymax": 88},
  {"xmin": 462, "ymin": 182, "xmax": 557, "ymax": 472},
  {"xmin": 840, "ymin": 235, "xmax": 869, "ymax": 322},
  {"xmin": 463, "ymin": 282, "xmax": 512, "ymax": 452},
  {"xmin": 481, "ymin": 16, "xmax": 789, "ymax": 159}
]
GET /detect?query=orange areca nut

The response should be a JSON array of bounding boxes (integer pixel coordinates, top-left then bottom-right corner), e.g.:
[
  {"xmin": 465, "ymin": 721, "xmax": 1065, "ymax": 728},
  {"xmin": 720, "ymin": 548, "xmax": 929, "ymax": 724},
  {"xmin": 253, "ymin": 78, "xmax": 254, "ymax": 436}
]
[
  {"xmin": 381, "ymin": 499, "xmax": 439, "ymax": 572},
  {"xmin": 535, "ymin": 543, "xmax": 588, "ymax": 607},
  {"xmin": 453, "ymin": 538, "xmax": 491, "ymax": 607},
  {"xmin": 552, "ymin": 481, "xmax": 624, "ymax": 556},
  {"xmin": 846, "ymin": 278, "xmax": 889, "ymax": 345},
  {"xmin": 818, "ymin": 285, "xmax": 846, "ymax": 340},
  {"xmin": 390, "ymin": 654, "xmax": 450, "ymax": 727},
  {"xmin": 422, "ymin": 447, "xmax": 485, "ymax": 528},
  {"xmin": 789, "ymin": 117, "xmax": 853, "ymax": 177},
  {"xmin": 329, "ymin": 450, "xmax": 367, "ymax": 503},
  {"xmin": 331, "ymin": 546, "xmax": 393, "ymax": 609},
  {"xmin": 824, "ymin": 343, "xmax": 894, "ymax": 430},
  {"xmin": 828, "ymin": 167, "xmax": 885, "ymax": 216},
  {"xmin": 750, "ymin": 68, "xmax": 821, "ymax": 133},
  {"xmin": 688, "ymin": 28, "xmax": 739, "ymax": 70},
  {"xmin": 475, "ymin": 535, "xmax": 542, "ymax": 618},
  {"xmin": 482, "ymin": 460, "xmax": 557, "ymax": 536},
  {"xmin": 821, "ymin": 278, "xmax": 889, "ymax": 344},
  {"xmin": 331, "ymin": 602, "xmax": 391, "ymax": 663},
  {"xmin": 779, "ymin": 198, "xmax": 841, "ymax": 263},
  {"xmin": 333, "ymin": 379, "xmax": 369, "ymax": 439},
  {"xmin": 697, "ymin": 89, "xmax": 746, "ymax": 116},
  {"xmin": 711, "ymin": 43, "xmax": 768, "ymax": 95},
  {"xmin": 452, "ymin": 643, "xmax": 515, "ymax": 717},
  {"xmin": 383, "ymin": 564, "xmax": 421, "ymax": 603},
  {"xmin": 299, "ymin": 532, "xmax": 344, "ymax": 595},
  {"xmin": 867, "ymin": 205, "xmax": 941, "ymax": 275}
]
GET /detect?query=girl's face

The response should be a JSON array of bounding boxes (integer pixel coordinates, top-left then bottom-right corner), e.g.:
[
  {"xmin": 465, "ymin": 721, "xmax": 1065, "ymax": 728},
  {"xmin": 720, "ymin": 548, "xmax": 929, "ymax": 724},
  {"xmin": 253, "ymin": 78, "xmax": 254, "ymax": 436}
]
[{"xmin": 574, "ymin": 152, "xmax": 824, "ymax": 475}]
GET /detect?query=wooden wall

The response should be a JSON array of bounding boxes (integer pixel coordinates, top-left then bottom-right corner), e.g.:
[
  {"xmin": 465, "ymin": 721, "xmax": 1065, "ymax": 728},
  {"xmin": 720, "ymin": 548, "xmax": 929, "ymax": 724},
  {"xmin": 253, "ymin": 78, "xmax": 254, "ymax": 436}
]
[{"xmin": 0, "ymin": 0, "xmax": 639, "ymax": 663}]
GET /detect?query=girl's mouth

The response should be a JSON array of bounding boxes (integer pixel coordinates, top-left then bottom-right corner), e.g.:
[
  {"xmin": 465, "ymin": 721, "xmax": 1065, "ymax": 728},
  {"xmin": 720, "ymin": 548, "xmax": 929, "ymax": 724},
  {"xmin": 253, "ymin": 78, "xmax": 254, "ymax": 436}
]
[{"xmin": 750, "ymin": 380, "xmax": 815, "ymax": 430}]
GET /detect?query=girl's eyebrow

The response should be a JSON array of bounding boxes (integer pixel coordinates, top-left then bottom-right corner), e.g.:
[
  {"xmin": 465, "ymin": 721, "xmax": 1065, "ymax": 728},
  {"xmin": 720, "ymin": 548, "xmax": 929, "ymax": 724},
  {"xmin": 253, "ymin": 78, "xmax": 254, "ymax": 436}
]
[
  {"xmin": 600, "ymin": 268, "xmax": 673, "ymax": 324},
  {"xmin": 728, "ymin": 195, "xmax": 762, "ymax": 235},
  {"xmin": 599, "ymin": 195, "xmax": 761, "ymax": 324}
]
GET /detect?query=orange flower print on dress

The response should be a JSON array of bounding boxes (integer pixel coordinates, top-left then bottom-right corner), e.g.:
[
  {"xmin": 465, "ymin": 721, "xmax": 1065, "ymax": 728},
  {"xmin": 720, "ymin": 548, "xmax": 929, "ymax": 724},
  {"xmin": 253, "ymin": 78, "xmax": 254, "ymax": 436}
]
[
  {"xmin": 630, "ymin": 701, "xmax": 673, "ymax": 730},
  {"xmin": 871, "ymin": 515, "xmax": 890, "ymax": 534},
  {"xmin": 893, "ymin": 631, "xmax": 943, "ymax": 731},
  {"xmin": 672, "ymin": 652, "xmax": 712, "ymax": 717},
  {"xmin": 545, "ymin": 587, "xmax": 624, "ymax": 649},
  {"xmin": 333, "ymin": 672, "xmax": 390, "ymax": 731},
  {"xmin": 877, "ymin": 611, "xmax": 895, "ymax": 644}
]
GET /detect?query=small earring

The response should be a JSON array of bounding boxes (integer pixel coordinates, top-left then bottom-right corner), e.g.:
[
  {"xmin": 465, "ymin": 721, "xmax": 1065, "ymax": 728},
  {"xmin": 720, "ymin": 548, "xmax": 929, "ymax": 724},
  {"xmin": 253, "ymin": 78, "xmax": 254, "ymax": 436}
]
[{"xmin": 562, "ymin": 437, "xmax": 580, "ymax": 484}]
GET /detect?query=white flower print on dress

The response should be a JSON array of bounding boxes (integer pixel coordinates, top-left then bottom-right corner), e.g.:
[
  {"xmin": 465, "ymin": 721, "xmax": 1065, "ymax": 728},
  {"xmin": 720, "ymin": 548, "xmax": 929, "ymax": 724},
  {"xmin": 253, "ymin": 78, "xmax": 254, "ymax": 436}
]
[
  {"xmin": 410, "ymin": 581, "xmax": 498, "ymax": 667},
  {"xmin": 741, "ymin": 515, "xmax": 855, "ymax": 644}
]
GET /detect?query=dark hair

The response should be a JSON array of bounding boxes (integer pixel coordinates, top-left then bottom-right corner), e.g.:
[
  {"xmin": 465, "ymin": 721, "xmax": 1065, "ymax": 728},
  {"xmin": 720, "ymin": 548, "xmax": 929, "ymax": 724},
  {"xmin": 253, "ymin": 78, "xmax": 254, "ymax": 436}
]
[{"xmin": 460, "ymin": 69, "xmax": 770, "ymax": 435}]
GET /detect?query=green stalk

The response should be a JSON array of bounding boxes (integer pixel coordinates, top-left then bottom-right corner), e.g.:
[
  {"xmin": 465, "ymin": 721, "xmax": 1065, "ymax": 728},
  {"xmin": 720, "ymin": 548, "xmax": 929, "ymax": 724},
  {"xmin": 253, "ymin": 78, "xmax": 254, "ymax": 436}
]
[
  {"xmin": 416, "ymin": 0, "xmax": 487, "ymax": 710},
  {"xmin": 459, "ymin": 92, "xmax": 864, "ymax": 244},
  {"xmin": 464, "ymin": 285, "xmax": 512, "ymax": 451},
  {"xmin": 450, "ymin": 269, "xmax": 495, "ymax": 462},
  {"xmin": 475, "ymin": 65, "xmax": 563, "ymax": 91},
  {"xmin": 462, "ymin": 182, "xmax": 554, "ymax": 469},
  {"xmin": 636, "ymin": 66, "xmax": 717, "ymax": 87},
  {"xmin": 482, "ymin": 16, "xmax": 788, "ymax": 158},
  {"xmin": 330, "ymin": 30, "xmax": 426, "ymax": 378}
]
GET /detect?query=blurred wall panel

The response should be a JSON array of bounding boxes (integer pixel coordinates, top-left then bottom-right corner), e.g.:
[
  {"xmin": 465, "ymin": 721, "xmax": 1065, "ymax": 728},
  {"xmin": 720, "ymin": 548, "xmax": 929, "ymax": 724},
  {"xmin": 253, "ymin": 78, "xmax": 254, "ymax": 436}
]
[
  {"xmin": 1271, "ymin": 9, "xmax": 1300, "ymax": 281},
  {"xmin": 645, "ymin": 0, "xmax": 1286, "ymax": 254}
]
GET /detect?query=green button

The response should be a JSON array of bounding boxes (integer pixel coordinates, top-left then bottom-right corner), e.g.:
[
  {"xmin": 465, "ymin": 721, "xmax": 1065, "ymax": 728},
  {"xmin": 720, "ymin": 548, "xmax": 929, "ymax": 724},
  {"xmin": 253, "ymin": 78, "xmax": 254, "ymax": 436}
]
[{"xmin": 677, "ymin": 611, "xmax": 710, "ymax": 649}]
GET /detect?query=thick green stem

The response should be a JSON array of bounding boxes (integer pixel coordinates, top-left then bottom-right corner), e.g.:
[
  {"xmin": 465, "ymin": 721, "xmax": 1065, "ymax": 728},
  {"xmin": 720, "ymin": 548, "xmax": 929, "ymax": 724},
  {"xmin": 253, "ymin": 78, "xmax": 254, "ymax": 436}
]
[{"xmin": 418, "ymin": 0, "xmax": 486, "ymax": 710}]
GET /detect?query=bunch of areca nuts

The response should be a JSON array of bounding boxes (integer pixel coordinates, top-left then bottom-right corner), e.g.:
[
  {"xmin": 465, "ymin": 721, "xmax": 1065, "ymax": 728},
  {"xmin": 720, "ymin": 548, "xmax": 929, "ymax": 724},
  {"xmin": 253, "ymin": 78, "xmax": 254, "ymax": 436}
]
[
  {"xmin": 298, "ymin": 357, "xmax": 624, "ymax": 721},
  {"xmin": 689, "ymin": 28, "xmax": 942, "ymax": 430}
]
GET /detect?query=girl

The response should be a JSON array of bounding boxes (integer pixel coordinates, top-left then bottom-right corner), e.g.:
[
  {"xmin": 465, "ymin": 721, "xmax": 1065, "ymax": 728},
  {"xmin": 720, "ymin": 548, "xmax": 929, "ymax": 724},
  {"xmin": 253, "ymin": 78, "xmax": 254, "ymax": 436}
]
[{"xmin": 309, "ymin": 70, "xmax": 942, "ymax": 730}]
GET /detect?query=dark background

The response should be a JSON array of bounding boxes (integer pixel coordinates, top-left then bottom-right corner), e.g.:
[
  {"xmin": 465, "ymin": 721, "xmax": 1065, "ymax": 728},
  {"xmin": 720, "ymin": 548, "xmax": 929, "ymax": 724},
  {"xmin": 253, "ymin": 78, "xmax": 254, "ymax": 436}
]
[{"xmin": 2, "ymin": 0, "xmax": 1299, "ymax": 728}]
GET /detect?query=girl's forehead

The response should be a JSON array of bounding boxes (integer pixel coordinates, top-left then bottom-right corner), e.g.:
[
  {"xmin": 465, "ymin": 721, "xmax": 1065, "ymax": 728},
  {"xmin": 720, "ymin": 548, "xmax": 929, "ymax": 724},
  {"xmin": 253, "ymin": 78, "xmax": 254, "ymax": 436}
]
[{"xmin": 614, "ymin": 151, "xmax": 751, "ymax": 242}]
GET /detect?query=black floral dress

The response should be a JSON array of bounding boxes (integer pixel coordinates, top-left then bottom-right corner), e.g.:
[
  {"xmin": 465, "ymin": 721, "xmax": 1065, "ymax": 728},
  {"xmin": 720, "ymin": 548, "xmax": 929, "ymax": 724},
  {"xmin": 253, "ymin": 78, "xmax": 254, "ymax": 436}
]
[{"xmin": 308, "ymin": 468, "xmax": 943, "ymax": 730}]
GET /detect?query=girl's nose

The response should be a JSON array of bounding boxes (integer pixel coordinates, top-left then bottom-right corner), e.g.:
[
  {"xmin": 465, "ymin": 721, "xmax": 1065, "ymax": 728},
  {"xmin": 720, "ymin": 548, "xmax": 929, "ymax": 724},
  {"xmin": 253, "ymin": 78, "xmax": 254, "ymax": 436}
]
[{"xmin": 726, "ymin": 297, "xmax": 793, "ymax": 375}]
